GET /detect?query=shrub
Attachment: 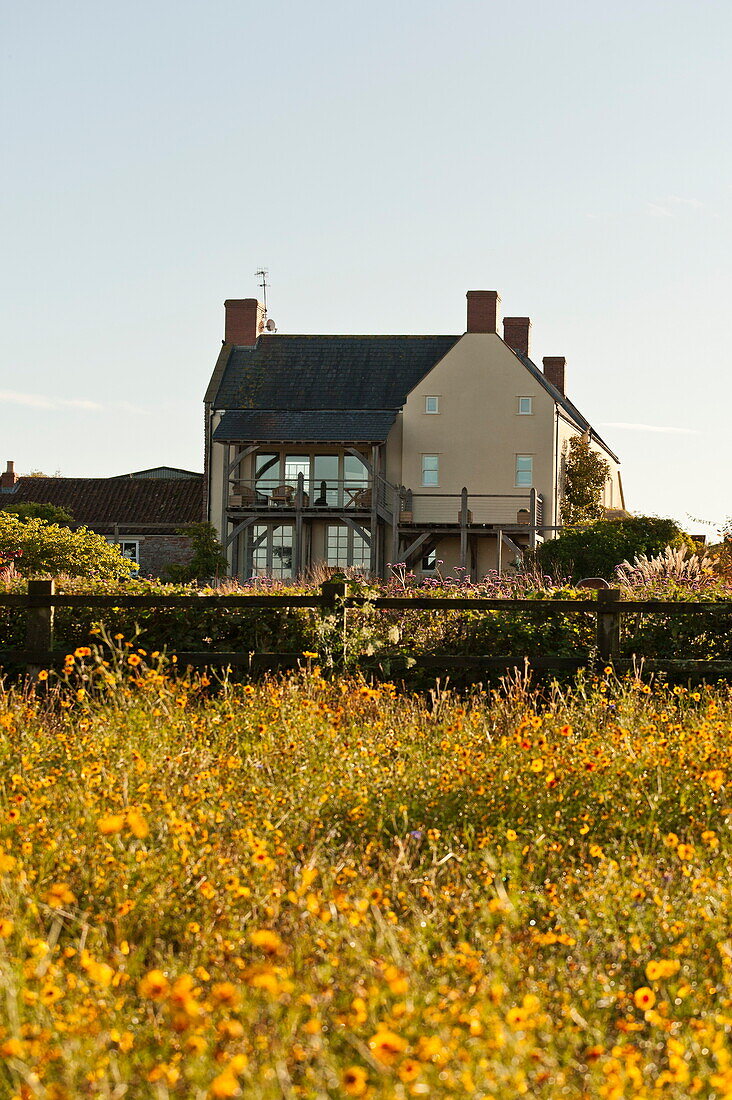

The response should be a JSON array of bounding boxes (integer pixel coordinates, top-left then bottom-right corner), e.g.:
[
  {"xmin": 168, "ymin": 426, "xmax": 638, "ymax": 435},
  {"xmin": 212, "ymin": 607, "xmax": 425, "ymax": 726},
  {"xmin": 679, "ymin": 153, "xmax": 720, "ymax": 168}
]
[
  {"xmin": 0, "ymin": 513, "xmax": 134, "ymax": 579},
  {"xmin": 1, "ymin": 501, "xmax": 74, "ymax": 524},
  {"xmin": 535, "ymin": 517, "xmax": 692, "ymax": 581}
]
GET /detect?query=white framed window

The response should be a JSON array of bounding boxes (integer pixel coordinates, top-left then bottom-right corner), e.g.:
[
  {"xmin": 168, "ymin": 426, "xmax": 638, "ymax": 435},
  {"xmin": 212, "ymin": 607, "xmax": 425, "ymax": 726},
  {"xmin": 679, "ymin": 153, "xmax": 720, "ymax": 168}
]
[
  {"xmin": 425, "ymin": 395, "xmax": 440, "ymax": 414},
  {"xmin": 108, "ymin": 539, "xmax": 140, "ymax": 569},
  {"xmin": 421, "ymin": 455, "xmax": 439, "ymax": 487},
  {"xmin": 422, "ymin": 547, "xmax": 437, "ymax": 572},
  {"xmin": 250, "ymin": 525, "xmax": 294, "ymax": 578},
  {"xmin": 518, "ymin": 396, "xmax": 533, "ymax": 415},
  {"xmin": 515, "ymin": 455, "xmax": 533, "ymax": 488},
  {"xmin": 326, "ymin": 525, "xmax": 369, "ymax": 569}
]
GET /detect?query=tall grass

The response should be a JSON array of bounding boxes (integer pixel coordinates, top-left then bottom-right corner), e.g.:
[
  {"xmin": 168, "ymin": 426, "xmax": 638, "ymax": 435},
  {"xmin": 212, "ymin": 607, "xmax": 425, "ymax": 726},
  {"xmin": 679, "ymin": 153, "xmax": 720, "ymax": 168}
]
[{"xmin": 1, "ymin": 652, "xmax": 731, "ymax": 1097}]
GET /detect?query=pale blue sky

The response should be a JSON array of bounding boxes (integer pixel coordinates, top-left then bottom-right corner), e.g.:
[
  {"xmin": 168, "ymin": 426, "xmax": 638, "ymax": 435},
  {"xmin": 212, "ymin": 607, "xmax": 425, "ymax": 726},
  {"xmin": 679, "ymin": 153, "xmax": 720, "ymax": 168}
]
[{"xmin": 2, "ymin": 0, "xmax": 730, "ymax": 534}]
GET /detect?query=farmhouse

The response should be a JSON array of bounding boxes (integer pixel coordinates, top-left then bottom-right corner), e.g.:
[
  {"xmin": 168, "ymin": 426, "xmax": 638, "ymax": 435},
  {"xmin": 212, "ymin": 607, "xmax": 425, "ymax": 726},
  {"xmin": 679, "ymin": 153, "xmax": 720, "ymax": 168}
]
[
  {"xmin": 204, "ymin": 291, "xmax": 623, "ymax": 581},
  {"xmin": 0, "ymin": 463, "xmax": 203, "ymax": 577}
]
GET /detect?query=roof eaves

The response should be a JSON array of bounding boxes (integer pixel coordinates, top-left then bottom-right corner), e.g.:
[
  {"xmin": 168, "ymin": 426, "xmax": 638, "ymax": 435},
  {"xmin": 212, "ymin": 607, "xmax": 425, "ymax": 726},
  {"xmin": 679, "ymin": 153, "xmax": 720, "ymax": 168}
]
[{"xmin": 204, "ymin": 343, "xmax": 233, "ymax": 406}]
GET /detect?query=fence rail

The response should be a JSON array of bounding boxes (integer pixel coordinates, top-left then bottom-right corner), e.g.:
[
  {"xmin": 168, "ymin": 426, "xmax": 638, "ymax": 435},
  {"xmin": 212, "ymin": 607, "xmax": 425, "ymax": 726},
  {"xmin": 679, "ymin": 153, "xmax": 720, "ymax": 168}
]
[{"xmin": 1, "ymin": 580, "xmax": 732, "ymax": 678}]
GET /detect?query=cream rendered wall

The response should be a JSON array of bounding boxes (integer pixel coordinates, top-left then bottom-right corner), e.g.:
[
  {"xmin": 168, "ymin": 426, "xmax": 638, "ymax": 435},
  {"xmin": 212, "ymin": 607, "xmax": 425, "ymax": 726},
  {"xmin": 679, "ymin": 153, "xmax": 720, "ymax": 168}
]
[{"xmin": 401, "ymin": 334, "xmax": 556, "ymax": 520}]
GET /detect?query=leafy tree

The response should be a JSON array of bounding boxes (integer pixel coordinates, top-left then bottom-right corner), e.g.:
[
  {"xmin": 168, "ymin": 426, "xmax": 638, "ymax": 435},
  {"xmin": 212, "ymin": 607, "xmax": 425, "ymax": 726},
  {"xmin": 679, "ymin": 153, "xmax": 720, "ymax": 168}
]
[
  {"xmin": 561, "ymin": 437, "xmax": 610, "ymax": 525},
  {"xmin": 165, "ymin": 523, "xmax": 229, "ymax": 583},
  {"xmin": 0, "ymin": 513, "xmax": 134, "ymax": 578},
  {"xmin": 1, "ymin": 502, "xmax": 74, "ymax": 525},
  {"xmin": 536, "ymin": 516, "xmax": 693, "ymax": 582}
]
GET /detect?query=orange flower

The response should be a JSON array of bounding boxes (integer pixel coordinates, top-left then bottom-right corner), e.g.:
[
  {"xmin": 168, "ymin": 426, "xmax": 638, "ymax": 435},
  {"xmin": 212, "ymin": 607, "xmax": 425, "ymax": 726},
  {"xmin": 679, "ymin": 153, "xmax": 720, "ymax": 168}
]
[
  {"xmin": 634, "ymin": 986, "xmax": 656, "ymax": 1010},
  {"xmin": 127, "ymin": 653, "xmax": 142, "ymax": 667},
  {"xmin": 97, "ymin": 814, "xmax": 125, "ymax": 836},
  {"xmin": 342, "ymin": 1066, "xmax": 368, "ymax": 1096},
  {"xmin": 249, "ymin": 929, "xmax": 282, "ymax": 955},
  {"xmin": 45, "ymin": 882, "xmax": 76, "ymax": 908},
  {"xmin": 368, "ymin": 1028, "xmax": 407, "ymax": 1064},
  {"xmin": 138, "ymin": 969, "xmax": 170, "ymax": 1000},
  {"xmin": 126, "ymin": 808, "xmax": 149, "ymax": 838}
]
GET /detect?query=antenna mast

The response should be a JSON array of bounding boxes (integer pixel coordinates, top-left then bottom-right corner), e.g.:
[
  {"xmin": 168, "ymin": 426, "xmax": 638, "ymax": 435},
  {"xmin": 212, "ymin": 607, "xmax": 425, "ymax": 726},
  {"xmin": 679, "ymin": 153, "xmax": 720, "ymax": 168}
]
[{"xmin": 255, "ymin": 268, "xmax": 270, "ymax": 317}]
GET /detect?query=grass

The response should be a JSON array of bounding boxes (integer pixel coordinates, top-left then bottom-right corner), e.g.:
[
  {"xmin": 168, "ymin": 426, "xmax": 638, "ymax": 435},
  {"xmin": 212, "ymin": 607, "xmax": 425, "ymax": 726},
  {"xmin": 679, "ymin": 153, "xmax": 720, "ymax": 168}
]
[{"xmin": 1, "ymin": 649, "xmax": 732, "ymax": 1098}]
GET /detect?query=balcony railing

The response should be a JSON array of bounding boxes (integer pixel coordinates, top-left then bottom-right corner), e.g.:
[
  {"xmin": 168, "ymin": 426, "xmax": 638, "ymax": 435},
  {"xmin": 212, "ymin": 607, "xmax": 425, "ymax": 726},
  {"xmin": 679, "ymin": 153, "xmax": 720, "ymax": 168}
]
[
  {"xmin": 228, "ymin": 475, "xmax": 393, "ymax": 512},
  {"xmin": 400, "ymin": 489, "xmax": 543, "ymax": 529}
]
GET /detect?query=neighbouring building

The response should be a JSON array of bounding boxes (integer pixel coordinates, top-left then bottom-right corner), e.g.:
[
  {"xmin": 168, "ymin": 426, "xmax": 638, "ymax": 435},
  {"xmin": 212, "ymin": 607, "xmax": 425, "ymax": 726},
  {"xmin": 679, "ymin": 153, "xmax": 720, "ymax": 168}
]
[
  {"xmin": 204, "ymin": 290, "xmax": 623, "ymax": 581},
  {"xmin": 0, "ymin": 463, "xmax": 204, "ymax": 577}
]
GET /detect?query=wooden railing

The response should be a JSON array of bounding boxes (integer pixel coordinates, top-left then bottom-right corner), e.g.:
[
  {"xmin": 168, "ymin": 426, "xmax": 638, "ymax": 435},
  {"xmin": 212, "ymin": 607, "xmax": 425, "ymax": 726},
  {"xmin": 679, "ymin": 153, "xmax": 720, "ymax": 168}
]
[{"xmin": 1, "ymin": 580, "xmax": 732, "ymax": 679}]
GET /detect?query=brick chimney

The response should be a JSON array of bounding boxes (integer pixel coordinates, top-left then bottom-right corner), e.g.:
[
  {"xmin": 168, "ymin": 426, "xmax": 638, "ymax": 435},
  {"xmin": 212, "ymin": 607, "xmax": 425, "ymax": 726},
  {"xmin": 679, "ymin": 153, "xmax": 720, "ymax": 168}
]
[
  {"xmin": 543, "ymin": 356, "xmax": 566, "ymax": 395},
  {"xmin": 503, "ymin": 317, "xmax": 531, "ymax": 357},
  {"xmin": 466, "ymin": 290, "xmax": 500, "ymax": 334},
  {"xmin": 0, "ymin": 461, "xmax": 18, "ymax": 489},
  {"xmin": 224, "ymin": 299, "xmax": 266, "ymax": 345}
]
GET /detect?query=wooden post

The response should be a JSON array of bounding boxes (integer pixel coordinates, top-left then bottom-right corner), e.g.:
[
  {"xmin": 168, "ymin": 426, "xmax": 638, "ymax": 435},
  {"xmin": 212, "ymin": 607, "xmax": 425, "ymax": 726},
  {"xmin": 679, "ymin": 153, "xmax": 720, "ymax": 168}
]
[
  {"xmin": 26, "ymin": 579, "xmax": 55, "ymax": 677},
  {"xmin": 529, "ymin": 488, "xmax": 538, "ymax": 550},
  {"xmin": 321, "ymin": 577, "xmax": 348, "ymax": 667},
  {"xmin": 391, "ymin": 486, "xmax": 400, "ymax": 572},
  {"xmin": 596, "ymin": 588, "xmax": 621, "ymax": 663},
  {"xmin": 496, "ymin": 529, "xmax": 503, "ymax": 575},
  {"xmin": 459, "ymin": 488, "xmax": 468, "ymax": 572},
  {"xmin": 369, "ymin": 444, "xmax": 379, "ymax": 575},
  {"xmin": 295, "ymin": 472, "xmax": 304, "ymax": 577}
]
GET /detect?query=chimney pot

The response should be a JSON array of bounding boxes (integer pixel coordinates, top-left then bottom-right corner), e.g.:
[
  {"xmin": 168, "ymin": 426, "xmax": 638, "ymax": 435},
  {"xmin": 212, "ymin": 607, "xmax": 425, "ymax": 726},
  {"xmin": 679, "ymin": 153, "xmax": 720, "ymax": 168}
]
[
  {"xmin": 543, "ymin": 356, "xmax": 566, "ymax": 395},
  {"xmin": 1, "ymin": 460, "xmax": 18, "ymax": 489},
  {"xmin": 466, "ymin": 290, "xmax": 500, "ymax": 334},
  {"xmin": 503, "ymin": 317, "xmax": 531, "ymax": 358},
  {"xmin": 224, "ymin": 299, "xmax": 266, "ymax": 345}
]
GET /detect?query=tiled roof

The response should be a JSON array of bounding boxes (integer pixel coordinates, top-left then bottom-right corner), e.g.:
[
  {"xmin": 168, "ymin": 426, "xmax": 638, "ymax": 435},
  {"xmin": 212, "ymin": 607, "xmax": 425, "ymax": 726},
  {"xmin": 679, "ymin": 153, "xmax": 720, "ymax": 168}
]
[
  {"xmin": 209, "ymin": 335, "xmax": 461, "ymax": 410},
  {"xmin": 4, "ymin": 476, "xmax": 204, "ymax": 528},
  {"xmin": 213, "ymin": 410, "xmax": 397, "ymax": 444}
]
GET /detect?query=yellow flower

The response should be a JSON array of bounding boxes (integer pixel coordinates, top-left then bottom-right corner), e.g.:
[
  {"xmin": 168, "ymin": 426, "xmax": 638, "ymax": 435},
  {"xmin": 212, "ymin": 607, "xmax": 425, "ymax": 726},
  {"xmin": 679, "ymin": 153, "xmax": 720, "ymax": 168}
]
[
  {"xmin": 126, "ymin": 808, "xmax": 149, "ymax": 838},
  {"xmin": 676, "ymin": 843, "xmax": 694, "ymax": 861},
  {"xmin": 398, "ymin": 1059, "xmax": 421, "ymax": 1082},
  {"xmin": 127, "ymin": 653, "xmax": 142, "ymax": 667},
  {"xmin": 0, "ymin": 918, "xmax": 14, "ymax": 937},
  {"xmin": 249, "ymin": 929, "xmax": 282, "ymax": 955},
  {"xmin": 74, "ymin": 646, "xmax": 91, "ymax": 658},
  {"xmin": 0, "ymin": 1038, "xmax": 24, "ymax": 1058},
  {"xmin": 646, "ymin": 959, "xmax": 680, "ymax": 981},
  {"xmin": 209, "ymin": 1072, "xmax": 241, "ymax": 1097},
  {"xmin": 530, "ymin": 758, "xmax": 544, "ymax": 772},
  {"xmin": 506, "ymin": 829, "xmax": 518, "ymax": 841},
  {"xmin": 704, "ymin": 769, "xmax": 724, "ymax": 791},
  {"xmin": 97, "ymin": 814, "xmax": 125, "ymax": 836},
  {"xmin": 45, "ymin": 882, "xmax": 76, "ymax": 908},
  {"xmin": 138, "ymin": 969, "xmax": 170, "ymax": 1000},
  {"xmin": 211, "ymin": 981, "xmax": 240, "ymax": 1008},
  {"xmin": 634, "ymin": 986, "xmax": 656, "ymax": 1010},
  {"xmin": 37, "ymin": 670, "xmax": 49, "ymax": 681},
  {"xmin": 342, "ymin": 1066, "xmax": 368, "ymax": 1095},
  {"xmin": 368, "ymin": 1028, "xmax": 407, "ymax": 1064}
]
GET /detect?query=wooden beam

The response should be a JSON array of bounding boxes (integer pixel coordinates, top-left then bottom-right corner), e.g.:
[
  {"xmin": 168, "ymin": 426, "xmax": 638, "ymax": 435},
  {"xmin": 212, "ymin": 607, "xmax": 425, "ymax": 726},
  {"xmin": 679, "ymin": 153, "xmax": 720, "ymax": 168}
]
[
  {"xmin": 227, "ymin": 445, "xmax": 259, "ymax": 477},
  {"xmin": 369, "ymin": 444, "xmax": 379, "ymax": 573},
  {"xmin": 224, "ymin": 516, "xmax": 257, "ymax": 548},
  {"xmin": 340, "ymin": 515, "xmax": 372, "ymax": 547},
  {"xmin": 459, "ymin": 487, "xmax": 468, "ymax": 571},
  {"xmin": 401, "ymin": 531, "xmax": 432, "ymax": 565}
]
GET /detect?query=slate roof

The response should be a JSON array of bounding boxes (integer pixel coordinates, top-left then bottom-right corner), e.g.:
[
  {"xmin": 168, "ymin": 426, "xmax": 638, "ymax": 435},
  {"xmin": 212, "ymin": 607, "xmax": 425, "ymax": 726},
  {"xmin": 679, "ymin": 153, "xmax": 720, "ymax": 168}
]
[
  {"xmin": 3, "ymin": 476, "xmax": 204, "ymax": 528},
  {"xmin": 209, "ymin": 335, "xmax": 461, "ymax": 410},
  {"xmin": 213, "ymin": 410, "xmax": 397, "ymax": 444}
]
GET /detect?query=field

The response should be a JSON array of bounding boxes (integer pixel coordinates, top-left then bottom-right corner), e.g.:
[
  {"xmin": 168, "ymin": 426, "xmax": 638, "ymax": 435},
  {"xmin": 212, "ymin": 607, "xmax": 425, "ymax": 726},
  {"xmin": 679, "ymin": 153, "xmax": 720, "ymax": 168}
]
[{"xmin": 1, "ymin": 651, "xmax": 732, "ymax": 1098}]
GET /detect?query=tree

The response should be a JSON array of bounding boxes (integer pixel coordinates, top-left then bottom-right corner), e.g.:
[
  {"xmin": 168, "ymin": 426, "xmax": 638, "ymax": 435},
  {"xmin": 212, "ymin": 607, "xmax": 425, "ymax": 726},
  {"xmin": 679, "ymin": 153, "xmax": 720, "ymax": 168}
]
[
  {"xmin": 561, "ymin": 437, "xmax": 610, "ymax": 525},
  {"xmin": 1, "ymin": 502, "xmax": 74, "ymax": 525},
  {"xmin": 165, "ymin": 523, "xmax": 229, "ymax": 583},
  {"xmin": 0, "ymin": 513, "xmax": 134, "ymax": 578}
]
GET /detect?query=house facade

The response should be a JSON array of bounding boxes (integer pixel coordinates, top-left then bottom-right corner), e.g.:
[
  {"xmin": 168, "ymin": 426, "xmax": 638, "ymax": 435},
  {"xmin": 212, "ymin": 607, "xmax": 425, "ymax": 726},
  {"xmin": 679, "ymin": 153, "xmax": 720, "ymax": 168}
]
[
  {"xmin": 204, "ymin": 290, "xmax": 622, "ymax": 581},
  {"xmin": 0, "ymin": 464, "xmax": 204, "ymax": 577}
]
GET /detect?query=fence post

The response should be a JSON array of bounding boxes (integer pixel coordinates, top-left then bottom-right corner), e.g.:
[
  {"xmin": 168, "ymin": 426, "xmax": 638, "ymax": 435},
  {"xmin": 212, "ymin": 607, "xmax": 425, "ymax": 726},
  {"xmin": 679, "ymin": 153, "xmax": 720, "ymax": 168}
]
[
  {"xmin": 321, "ymin": 577, "xmax": 348, "ymax": 666},
  {"xmin": 596, "ymin": 588, "xmax": 621, "ymax": 664},
  {"xmin": 26, "ymin": 578, "xmax": 55, "ymax": 678},
  {"xmin": 460, "ymin": 488, "xmax": 469, "ymax": 572}
]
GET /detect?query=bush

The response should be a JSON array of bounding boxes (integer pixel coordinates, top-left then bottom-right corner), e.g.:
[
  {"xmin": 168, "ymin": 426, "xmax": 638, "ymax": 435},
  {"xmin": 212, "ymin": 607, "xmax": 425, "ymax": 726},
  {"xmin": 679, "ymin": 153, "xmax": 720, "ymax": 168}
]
[
  {"xmin": 1, "ymin": 501, "xmax": 74, "ymax": 525},
  {"xmin": 535, "ymin": 517, "xmax": 692, "ymax": 581},
  {"xmin": 0, "ymin": 513, "xmax": 134, "ymax": 579},
  {"xmin": 164, "ymin": 523, "xmax": 229, "ymax": 583}
]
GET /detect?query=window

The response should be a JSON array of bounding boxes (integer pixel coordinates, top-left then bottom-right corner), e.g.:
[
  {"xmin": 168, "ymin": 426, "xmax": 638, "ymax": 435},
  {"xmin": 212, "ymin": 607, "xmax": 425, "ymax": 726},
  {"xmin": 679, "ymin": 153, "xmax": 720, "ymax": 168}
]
[
  {"xmin": 518, "ymin": 396, "xmax": 533, "ymax": 415},
  {"xmin": 326, "ymin": 525, "xmax": 369, "ymax": 569},
  {"xmin": 425, "ymin": 396, "xmax": 440, "ymax": 414},
  {"xmin": 108, "ymin": 539, "xmax": 140, "ymax": 569},
  {"xmin": 421, "ymin": 455, "xmax": 439, "ymax": 487},
  {"xmin": 515, "ymin": 455, "xmax": 533, "ymax": 488},
  {"xmin": 422, "ymin": 547, "xmax": 437, "ymax": 572},
  {"xmin": 250, "ymin": 525, "xmax": 294, "ymax": 578}
]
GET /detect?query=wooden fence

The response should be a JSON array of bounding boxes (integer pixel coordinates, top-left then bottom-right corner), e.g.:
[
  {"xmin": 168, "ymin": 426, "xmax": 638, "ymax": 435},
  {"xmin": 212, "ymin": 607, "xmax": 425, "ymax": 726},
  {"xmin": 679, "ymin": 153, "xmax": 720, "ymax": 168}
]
[{"xmin": 1, "ymin": 579, "xmax": 732, "ymax": 678}]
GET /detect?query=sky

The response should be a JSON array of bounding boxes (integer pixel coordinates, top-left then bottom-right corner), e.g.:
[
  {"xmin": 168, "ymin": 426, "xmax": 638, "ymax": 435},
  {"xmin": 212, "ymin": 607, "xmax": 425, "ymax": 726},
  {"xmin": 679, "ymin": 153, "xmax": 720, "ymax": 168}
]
[{"xmin": 2, "ymin": 0, "xmax": 730, "ymax": 535}]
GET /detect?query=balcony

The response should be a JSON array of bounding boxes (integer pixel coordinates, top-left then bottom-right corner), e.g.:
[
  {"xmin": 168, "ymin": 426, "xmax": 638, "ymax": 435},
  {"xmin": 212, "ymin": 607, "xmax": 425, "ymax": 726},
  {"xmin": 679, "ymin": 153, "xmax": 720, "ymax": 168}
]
[
  {"xmin": 399, "ymin": 489, "xmax": 544, "ymax": 531},
  {"xmin": 227, "ymin": 475, "xmax": 395, "ymax": 518}
]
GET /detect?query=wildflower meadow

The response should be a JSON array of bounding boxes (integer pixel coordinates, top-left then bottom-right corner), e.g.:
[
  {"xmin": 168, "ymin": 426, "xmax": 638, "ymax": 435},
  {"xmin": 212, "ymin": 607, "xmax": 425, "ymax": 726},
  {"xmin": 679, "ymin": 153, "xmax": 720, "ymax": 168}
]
[{"xmin": 1, "ymin": 645, "xmax": 732, "ymax": 1099}]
